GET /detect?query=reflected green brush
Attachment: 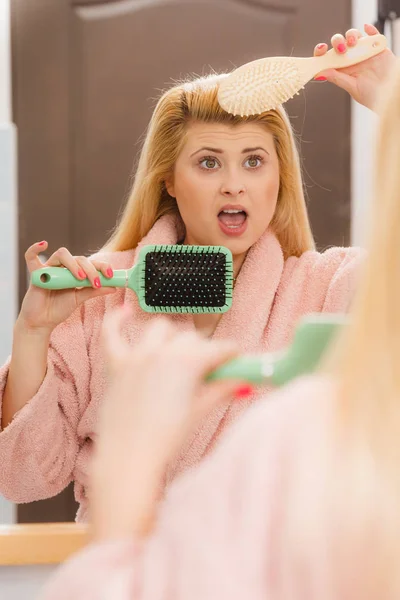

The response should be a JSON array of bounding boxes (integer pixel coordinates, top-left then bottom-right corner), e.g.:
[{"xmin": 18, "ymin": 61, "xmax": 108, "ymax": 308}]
[
  {"xmin": 32, "ymin": 244, "xmax": 233, "ymax": 314},
  {"xmin": 208, "ymin": 313, "xmax": 347, "ymax": 386}
]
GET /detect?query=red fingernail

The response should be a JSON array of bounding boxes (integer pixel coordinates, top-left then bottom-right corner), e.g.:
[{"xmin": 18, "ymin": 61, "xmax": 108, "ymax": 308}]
[
  {"xmin": 234, "ymin": 384, "xmax": 254, "ymax": 399},
  {"xmin": 94, "ymin": 277, "xmax": 101, "ymax": 288},
  {"xmin": 106, "ymin": 267, "xmax": 113, "ymax": 277},
  {"xmin": 78, "ymin": 269, "xmax": 86, "ymax": 279},
  {"xmin": 337, "ymin": 43, "xmax": 346, "ymax": 53},
  {"xmin": 314, "ymin": 76, "xmax": 327, "ymax": 81},
  {"xmin": 347, "ymin": 36, "xmax": 356, "ymax": 46},
  {"xmin": 317, "ymin": 43, "xmax": 326, "ymax": 50},
  {"xmin": 38, "ymin": 241, "xmax": 46, "ymax": 246}
]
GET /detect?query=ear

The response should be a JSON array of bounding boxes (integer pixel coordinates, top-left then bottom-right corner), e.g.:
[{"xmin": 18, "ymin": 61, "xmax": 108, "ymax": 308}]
[{"xmin": 164, "ymin": 175, "xmax": 176, "ymax": 198}]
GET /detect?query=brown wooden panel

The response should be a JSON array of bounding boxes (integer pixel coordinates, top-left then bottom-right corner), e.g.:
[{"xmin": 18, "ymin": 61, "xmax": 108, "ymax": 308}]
[
  {"xmin": 72, "ymin": 0, "xmax": 121, "ymax": 5},
  {"xmin": 71, "ymin": 0, "xmax": 297, "ymax": 8},
  {"xmin": 288, "ymin": 1, "xmax": 352, "ymax": 248},
  {"xmin": 17, "ymin": 483, "xmax": 78, "ymax": 525},
  {"xmin": 11, "ymin": 0, "xmax": 71, "ymax": 303},
  {"xmin": 70, "ymin": 0, "xmax": 295, "ymax": 254}
]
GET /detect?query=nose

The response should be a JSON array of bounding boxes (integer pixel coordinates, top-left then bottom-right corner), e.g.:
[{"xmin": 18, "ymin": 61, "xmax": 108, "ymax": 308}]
[{"xmin": 220, "ymin": 170, "xmax": 246, "ymax": 198}]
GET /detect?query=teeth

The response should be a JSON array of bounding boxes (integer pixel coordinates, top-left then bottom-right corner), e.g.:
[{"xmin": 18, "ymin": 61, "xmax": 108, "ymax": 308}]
[{"xmin": 222, "ymin": 209, "xmax": 242, "ymax": 214}]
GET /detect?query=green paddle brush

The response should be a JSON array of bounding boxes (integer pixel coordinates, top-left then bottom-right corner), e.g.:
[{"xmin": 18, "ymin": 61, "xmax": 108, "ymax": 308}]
[
  {"xmin": 32, "ymin": 244, "xmax": 233, "ymax": 314},
  {"xmin": 208, "ymin": 313, "xmax": 347, "ymax": 386}
]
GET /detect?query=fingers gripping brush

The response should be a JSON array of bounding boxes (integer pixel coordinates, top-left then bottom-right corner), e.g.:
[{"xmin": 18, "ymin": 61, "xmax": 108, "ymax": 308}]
[
  {"xmin": 218, "ymin": 34, "xmax": 387, "ymax": 116},
  {"xmin": 31, "ymin": 245, "xmax": 233, "ymax": 314},
  {"xmin": 208, "ymin": 313, "xmax": 347, "ymax": 386}
]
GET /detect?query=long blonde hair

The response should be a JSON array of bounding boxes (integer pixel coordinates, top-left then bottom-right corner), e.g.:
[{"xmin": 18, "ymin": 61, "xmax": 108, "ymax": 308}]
[
  {"xmin": 105, "ymin": 74, "xmax": 314, "ymax": 259},
  {"xmin": 280, "ymin": 60, "xmax": 400, "ymax": 598},
  {"xmin": 334, "ymin": 62, "xmax": 400, "ymax": 443},
  {"xmin": 331, "ymin": 60, "xmax": 400, "ymax": 594}
]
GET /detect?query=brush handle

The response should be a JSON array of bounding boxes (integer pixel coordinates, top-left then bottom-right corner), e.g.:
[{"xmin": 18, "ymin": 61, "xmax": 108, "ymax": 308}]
[
  {"xmin": 207, "ymin": 352, "xmax": 309, "ymax": 386},
  {"xmin": 208, "ymin": 315, "xmax": 346, "ymax": 386},
  {"xmin": 311, "ymin": 33, "xmax": 387, "ymax": 74},
  {"xmin": 207, "ymin": 355, "xmax": 272, "ymax": 385},
  {"xmin": 31, "ymin": 266, "xmax": 129, "ymax": 290}
]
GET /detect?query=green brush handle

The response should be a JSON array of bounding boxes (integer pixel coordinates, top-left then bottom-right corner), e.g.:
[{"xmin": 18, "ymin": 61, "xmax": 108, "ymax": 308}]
[
  {"xmin": 270, "ymin": 314, "xmax": 345, "ymax": 386},
  {"xmin": 208, "ymin": 313, "xmax": 348, "ymax": 386},
  {"xmin": 31, "ymin": 266, "xmax": 132, "ymax": 290},
  {"xmin": 206, "ymin": 354, "xmax": 277, "ymax": 385}
]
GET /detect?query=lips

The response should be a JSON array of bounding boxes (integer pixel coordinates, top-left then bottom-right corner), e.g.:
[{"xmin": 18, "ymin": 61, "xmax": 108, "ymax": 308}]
[{"xmin": 217, "ymin": 205, "xmax": 248, "ymax": 236}]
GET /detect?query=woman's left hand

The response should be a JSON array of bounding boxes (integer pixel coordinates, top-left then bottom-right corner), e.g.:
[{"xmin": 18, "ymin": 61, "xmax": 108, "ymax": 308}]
[{"xmin": 313, "ymin": 23, "xmax": 397, "ymax": 110}]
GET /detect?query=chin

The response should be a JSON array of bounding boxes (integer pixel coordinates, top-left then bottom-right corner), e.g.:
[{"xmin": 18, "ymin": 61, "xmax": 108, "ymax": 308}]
[
  {"xmin": 211, "ymin": 232, "xmax": 255, "ymax": 256},
  {"xmin": 187, "ymin": 224, "xmax": 262, "ymax": 256}
]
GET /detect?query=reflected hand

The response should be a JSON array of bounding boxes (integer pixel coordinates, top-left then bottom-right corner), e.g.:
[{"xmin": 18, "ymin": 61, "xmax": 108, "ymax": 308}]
[{"xmin": 313, "ymin": 23, "xmax": 396, "ymax": 110}]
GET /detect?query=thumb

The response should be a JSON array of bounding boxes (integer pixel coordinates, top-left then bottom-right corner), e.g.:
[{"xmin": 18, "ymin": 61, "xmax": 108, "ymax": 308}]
[{"xmin": 316, "ymin": 68, "xmax": 356, "ymax": 96}]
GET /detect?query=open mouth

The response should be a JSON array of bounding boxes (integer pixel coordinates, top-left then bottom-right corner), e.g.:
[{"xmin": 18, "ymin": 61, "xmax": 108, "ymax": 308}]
[{"xmin": 217, "ymin": 207, "xmax": 248, "ymax": 236}]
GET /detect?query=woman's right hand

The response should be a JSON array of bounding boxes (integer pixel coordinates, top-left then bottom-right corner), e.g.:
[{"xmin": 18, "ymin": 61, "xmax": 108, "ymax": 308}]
[
  {"xmin": 313, "ymin": 24, "xmax": 396, "ymax": 111},
  {"xmin": 18, "ymin": 240, "xmax": 116, "ymax": 334},
  {"xmin": 91, "ymin": 310, "xmax": 245, "ymax": 539},
  {"xmin": 99, "ymin": 310, "xmax": 244, "ymax": 470}
]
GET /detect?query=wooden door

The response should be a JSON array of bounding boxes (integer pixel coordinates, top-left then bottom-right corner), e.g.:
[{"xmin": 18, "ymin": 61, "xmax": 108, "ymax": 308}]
[{"xmin": 11, "ymin": 0, "xmax": 351, "ymax": 522}]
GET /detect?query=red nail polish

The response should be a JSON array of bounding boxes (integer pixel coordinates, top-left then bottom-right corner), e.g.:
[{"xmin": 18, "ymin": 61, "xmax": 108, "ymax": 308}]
[
  {"xmin": 317, "ymin": 43, "xmax": 326, "ymax": 50},
  {"xmin": 234, "ymin": 384, "xmax": 254, "ymax": 399},
  {"xmin": 106, "ymin": 267, "xmax": 113, "ymax": 277},
  {"xmin": 314, "ymin": 76, "xmax": 327, "ymax": 81},
  {"xmin": 94, "ymin": 277, "xmax": 101, "ymax": 288},
  {"xmin": 337, "ymin": 43, "xmax": 346, "ymax": 53},
  {"xmin": 78, "ymin": 269, "xmax": 86, "ymax": 279},
  {"xmin": 347, "ymin": 36, "xmax": 356, "ymax": 46},
  {"xmin": 38, "ymin": 241, "xmax": 46, "ymax": 246}
]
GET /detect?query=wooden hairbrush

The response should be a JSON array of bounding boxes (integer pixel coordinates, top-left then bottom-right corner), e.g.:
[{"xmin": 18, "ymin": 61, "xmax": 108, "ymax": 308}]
[{"xmin": 218, "ymin": 33, "xmax": 388, "ymax": 116}]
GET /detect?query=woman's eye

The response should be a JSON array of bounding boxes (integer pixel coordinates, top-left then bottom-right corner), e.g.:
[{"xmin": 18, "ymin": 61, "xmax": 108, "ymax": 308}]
[
  {"xmin": 199, "ymin": 157, "xmax": 219, "ymax": 170},
  {"xmin": 245, "ymin": 156, "xmax": 262, "ymax": 168}
]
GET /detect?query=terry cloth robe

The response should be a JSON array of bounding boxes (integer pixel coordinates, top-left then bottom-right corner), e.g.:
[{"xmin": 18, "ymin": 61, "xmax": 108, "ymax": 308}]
[{"xmin": 0, "ymin": 214, "xmax": 362, "ymax": 521}]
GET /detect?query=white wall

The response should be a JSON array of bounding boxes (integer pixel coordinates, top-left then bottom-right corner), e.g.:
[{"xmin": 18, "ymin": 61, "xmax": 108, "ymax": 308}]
[
  {"xmin": 0, "ymin": 565, "xmax": 56, "ymax": 600},
  {"xmin": 351, "ymin": 0, "xmax": 378, "ymax": 246},
  {"xmin": 0, "ymin": 0, "xmax": 10, "ymax": 122},
  {"xmin": 0, "ymin": 0, "xmax": 17, "ymax": 525},
  {"xmin": 394, "ymin": 19, "xmax": 400, "ymax": 54},
  {"xmin": 351, "ymin": 1, "xmax": 400, "ymax": 244}
]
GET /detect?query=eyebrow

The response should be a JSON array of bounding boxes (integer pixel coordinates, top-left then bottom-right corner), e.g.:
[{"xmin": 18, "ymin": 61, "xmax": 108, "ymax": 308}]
[{"xmin": 190, "ymin": 146, "xmax": 269, "ymax": 157}]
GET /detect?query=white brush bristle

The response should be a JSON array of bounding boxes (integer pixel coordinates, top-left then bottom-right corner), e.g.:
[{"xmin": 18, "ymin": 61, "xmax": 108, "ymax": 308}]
[{"xmin": 218, "ymin": 57, "xmax": 305, "ymax": 116}]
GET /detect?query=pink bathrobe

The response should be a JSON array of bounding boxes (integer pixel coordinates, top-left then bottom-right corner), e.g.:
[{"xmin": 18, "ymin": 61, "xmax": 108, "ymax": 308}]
[
  {"xmin": 0, "ymin": 215, "xmax": 361, "ymax": 520},
  {"xmin": 40, "ymin": 376, "xmax": 371, "ymax": 600}
]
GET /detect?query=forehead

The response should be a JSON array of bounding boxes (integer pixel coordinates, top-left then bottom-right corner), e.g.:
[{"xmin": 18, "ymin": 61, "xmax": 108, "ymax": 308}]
[{"xmin": 183, "ymin": 122, "xmax": 274, "ymax": 149}]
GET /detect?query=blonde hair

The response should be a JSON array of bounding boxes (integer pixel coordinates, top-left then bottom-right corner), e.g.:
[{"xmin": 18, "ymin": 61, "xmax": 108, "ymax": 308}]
[
  {"xmin": 335, "ymin": 61, "xmax": 400, "ymax": 437},
  {"xmin": 105, "ymin": 74, "xmax": 314, "ymax": 259},
  {"xmin": 330, "ymin": 60, "xmax": 400, "ymax": 595},
  {"xmin": 280, "ymin": 60, "xmax": 400, "ymax": 598}
]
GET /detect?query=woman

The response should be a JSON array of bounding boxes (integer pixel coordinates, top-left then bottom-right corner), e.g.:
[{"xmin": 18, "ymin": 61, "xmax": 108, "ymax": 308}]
[
  {"xmin": 41, "ymin": 55, "xmax": 400, "ymax": 600},
  {"xmin": 0, "ymin": 25, "xmax": 394, "ymax": 521}
]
